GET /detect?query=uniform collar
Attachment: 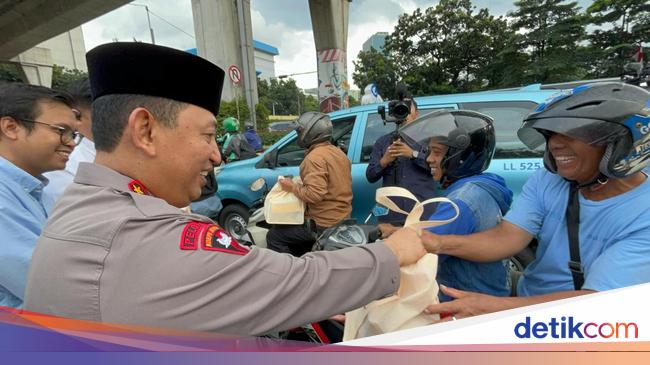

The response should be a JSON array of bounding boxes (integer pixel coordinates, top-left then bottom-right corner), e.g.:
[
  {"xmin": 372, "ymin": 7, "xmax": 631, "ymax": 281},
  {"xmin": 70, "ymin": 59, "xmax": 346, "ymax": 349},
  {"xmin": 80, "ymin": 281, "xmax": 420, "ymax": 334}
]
[
  {"xmin": 74, "ymin": 162, "xmax": 136, "ymax": 193},
  {"xmin": 0, "ymin": 156, "xmax": 48, "ymax": 195},
  {"xmin": 74, "ymin": 162, "xmax": 195, "ymax": 217}
]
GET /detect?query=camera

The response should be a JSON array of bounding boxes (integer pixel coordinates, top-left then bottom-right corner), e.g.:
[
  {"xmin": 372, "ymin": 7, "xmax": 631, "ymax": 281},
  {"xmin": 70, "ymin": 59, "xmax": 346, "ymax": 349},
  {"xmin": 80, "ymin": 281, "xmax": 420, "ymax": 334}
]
[
  {"xmin": 377, "ymin": 83, "xmax": 412, "ymax": 125},
  {"xmin": 378, "ymin": 83, "xmax": 413, "ymax": 142}
]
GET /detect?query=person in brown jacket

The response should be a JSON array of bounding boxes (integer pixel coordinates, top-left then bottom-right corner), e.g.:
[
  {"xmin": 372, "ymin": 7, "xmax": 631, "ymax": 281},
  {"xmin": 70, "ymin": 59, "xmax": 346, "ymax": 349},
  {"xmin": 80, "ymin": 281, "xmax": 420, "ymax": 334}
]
[{"xmin": 266, "ymin": 112, "xmax": 353, "ymax": 256}]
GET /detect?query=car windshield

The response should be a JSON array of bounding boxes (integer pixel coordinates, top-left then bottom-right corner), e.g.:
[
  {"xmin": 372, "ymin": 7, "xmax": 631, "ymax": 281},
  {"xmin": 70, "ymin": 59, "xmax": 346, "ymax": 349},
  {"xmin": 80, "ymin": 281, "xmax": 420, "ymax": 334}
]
[{"xmin": 268, "ymin": 122, "xmax": 294, "ymax": 132}]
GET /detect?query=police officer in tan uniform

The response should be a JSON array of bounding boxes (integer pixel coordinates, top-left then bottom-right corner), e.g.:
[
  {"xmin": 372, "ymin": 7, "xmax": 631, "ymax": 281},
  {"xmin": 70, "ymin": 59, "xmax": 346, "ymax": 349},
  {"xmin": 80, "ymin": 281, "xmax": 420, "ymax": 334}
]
[{"xmin": 24, "ymin": 42, "xmax": 426, "ymax": 336}]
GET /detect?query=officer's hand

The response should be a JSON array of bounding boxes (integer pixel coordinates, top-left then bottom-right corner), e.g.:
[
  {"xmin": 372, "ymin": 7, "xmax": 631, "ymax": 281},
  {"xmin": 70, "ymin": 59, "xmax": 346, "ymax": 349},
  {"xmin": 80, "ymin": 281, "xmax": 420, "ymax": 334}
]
[
  {"xmin": 423, "ymin": 285, "xmax": 507, "ymax": 321},
  {"xmin": 389, "ymin": 140, "xmax": 414, "ymax": 158},
  {"xmin": 420, "ymin": 230, "xmax": 443, "ymax": 254},
  {"xmin": 278, "ymin": 177, "xmax": 294, "ymax": 192},
  {"xmin": 383, "ymin": 227, "xmax": 426, "ymax": 266},
  {"xmin": 378, "ymin": 223, "xmax": 399, "ymax": 238},
  {"xmin": 380, "ymin": 147, "xmax": 397, "ymax": 168}
]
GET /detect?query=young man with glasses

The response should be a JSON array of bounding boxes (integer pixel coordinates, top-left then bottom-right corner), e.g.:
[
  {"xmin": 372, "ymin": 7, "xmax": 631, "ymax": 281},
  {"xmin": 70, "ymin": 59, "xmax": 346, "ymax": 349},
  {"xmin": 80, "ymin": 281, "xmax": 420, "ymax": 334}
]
[
  {"xmin": 43, "ymin": 78, "xmax": 95, "ymax": 212},
  {"xmin": 0, "ymin": 82, "xmax": 80, "ymax": 308}
]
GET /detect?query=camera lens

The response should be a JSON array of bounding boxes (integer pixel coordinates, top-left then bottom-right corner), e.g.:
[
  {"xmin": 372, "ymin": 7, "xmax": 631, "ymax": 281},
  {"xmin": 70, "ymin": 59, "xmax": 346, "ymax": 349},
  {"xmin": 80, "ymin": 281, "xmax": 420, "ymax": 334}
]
[{"xmin": 393, "ymin": 102, "xmax": 410, "ymax": 119}]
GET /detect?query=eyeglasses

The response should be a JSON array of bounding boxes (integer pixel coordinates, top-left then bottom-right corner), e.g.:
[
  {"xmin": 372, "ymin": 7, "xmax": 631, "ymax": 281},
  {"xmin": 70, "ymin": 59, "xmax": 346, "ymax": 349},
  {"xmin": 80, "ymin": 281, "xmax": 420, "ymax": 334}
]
[{"xmin": 20, "ymin": 119, "xmax": 84, "ymax": 145}]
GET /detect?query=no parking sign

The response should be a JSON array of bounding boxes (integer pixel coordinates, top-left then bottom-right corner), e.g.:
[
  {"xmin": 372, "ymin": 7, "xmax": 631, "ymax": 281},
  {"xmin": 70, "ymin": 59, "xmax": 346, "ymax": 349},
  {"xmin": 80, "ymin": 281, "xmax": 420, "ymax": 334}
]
[{"xmin": 228, "ymin": 65, "xmax": 242, "ymax": 85}]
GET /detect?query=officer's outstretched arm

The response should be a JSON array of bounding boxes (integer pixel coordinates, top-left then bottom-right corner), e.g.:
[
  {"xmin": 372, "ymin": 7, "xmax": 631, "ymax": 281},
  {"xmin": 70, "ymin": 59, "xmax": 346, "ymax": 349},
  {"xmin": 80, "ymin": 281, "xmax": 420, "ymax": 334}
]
[{"xmin": 421, "ymin": 220, "xmax": 532, "ymax": 262}]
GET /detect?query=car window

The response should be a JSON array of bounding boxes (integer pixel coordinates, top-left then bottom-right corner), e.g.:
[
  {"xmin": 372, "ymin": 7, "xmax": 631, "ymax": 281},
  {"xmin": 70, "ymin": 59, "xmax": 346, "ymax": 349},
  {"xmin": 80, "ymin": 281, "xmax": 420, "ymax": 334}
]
[
  {"xmin": 268, "ymin": 121, "xmax": 295, "ymax": 132},
  {"xmin": 459, "ymin": 101, "xmax": 543, "ymax": 158},
  {"xmin": 275, "ymin": 115, "xmax": 356, "ymax": 167},
  {"xmin": 360, "ymin": 108, "xmax": 449, "ymax": 162}
]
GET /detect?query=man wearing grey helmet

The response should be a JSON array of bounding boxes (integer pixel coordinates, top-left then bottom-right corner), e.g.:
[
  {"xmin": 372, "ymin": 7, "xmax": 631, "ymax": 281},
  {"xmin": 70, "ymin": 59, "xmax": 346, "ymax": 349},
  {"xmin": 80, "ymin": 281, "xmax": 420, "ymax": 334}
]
[
  {"xmin": 266, "ymin": 111, "xmax": 353, "ymax": 256},
  {"xmin": 421, "ymin": 83, "xmax": 650, "ymax": 321}
]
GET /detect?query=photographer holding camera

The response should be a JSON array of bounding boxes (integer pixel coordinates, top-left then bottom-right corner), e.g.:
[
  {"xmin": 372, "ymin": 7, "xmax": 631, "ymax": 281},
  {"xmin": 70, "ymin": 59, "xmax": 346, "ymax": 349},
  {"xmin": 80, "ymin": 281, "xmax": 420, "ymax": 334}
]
[{"xmin": 366, "ymin": 86, "xmax": 437, "ymax": 225}]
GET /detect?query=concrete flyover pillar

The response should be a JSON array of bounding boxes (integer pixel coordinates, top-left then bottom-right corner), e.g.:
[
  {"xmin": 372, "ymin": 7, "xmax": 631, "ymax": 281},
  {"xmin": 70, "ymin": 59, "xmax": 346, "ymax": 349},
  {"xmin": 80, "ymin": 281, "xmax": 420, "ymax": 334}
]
[
  {"xmin": 192, "ymin": 0, "xmax": 258, "ymax": 126},
  {"xmin": 11, "ymin": 47, "xmax": 54, "ymax": 87},
  {"xmin": 309, "ymin": 0, "xmax": 350, "ymax": 113}
]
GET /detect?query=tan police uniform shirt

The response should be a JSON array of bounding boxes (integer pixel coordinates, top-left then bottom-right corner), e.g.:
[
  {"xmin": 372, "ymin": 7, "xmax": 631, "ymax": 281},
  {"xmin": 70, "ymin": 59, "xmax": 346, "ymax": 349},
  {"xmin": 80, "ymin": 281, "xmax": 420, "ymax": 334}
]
[{"xmin": 24, "ymin": 162, "xmax": 399, "ymax": 336}]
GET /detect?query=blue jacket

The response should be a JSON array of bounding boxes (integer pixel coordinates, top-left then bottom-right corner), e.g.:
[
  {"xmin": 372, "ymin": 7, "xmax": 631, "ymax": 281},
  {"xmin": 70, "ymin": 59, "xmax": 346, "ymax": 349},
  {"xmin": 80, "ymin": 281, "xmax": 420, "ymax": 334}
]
[
  {"xmin": 244, "ymin": 129, "xmax": 263, "ymax": 152},
  {"xmin": 427, "ymin": 172, "xmax": 513, "ymax": 301}
]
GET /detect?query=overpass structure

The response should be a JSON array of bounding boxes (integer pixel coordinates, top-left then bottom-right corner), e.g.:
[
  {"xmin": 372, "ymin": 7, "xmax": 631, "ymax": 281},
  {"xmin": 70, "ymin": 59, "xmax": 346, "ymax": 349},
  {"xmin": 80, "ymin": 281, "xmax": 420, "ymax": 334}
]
[
  {"xmin": 0, "ymin": 0, "xmax": 351, "ymax": 118},
  {"xmin": 0, "ymin": 0, "xmax": 131, "ymax": 85}
]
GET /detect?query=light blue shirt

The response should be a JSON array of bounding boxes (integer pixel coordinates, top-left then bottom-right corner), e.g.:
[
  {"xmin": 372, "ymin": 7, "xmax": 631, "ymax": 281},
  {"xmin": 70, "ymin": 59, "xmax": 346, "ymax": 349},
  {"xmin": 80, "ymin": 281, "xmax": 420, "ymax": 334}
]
[
  {"xmin": 43, "ymin": 138, "xmax": 96, "ymax": 212},
  {"xmin": 506, "ymin": 168, "xmax": 650, "ymax": 296},
  {"xmin": 0, "ymin": 156, "xmax": 48, "ymax": 308}
]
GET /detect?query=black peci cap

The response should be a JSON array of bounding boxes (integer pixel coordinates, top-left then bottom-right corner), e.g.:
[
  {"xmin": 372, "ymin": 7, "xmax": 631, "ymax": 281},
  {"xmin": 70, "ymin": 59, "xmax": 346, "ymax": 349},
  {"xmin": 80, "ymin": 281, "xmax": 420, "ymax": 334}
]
[{"xmin": 86, "ymin": 42, "xmax": 225, "ymax": 115}]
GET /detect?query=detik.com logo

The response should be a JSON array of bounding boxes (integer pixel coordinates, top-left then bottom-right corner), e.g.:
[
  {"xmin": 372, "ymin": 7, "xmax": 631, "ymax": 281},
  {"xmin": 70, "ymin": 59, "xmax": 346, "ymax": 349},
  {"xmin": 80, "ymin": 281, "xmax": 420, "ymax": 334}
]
[{"xmin": 514, "ymin": 316, "xmax": 638, "ymax": 339}]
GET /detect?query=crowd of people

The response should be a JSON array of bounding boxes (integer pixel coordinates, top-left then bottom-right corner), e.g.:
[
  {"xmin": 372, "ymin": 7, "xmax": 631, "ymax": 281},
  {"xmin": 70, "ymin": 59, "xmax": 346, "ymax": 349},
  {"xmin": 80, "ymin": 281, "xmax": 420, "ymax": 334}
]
[{"xmin": 1, "ymin": 41, "xmax": 649, "ymax": 338}]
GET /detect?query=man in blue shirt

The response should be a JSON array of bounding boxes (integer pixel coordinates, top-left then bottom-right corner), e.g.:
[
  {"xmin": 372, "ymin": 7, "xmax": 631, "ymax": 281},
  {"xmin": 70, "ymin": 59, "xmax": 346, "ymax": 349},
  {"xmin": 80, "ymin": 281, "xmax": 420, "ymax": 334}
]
[
  {"xmin": 421, "ymin": 83, "xmax": 650, "ymax": 320},
  {"xmin": 380, "ymin": 110, "xmax": 513, "ymax": 301},
  {"xmin": 0, "ymin": 82, "xmax": 79, "ymax": 308},
  {"xmin": 366, "ymin": 98, "xmax": 437, "ymax": 225},
  {"xmin": 43, "ymin": 78, "xmax": 96, "ymax": 212}
]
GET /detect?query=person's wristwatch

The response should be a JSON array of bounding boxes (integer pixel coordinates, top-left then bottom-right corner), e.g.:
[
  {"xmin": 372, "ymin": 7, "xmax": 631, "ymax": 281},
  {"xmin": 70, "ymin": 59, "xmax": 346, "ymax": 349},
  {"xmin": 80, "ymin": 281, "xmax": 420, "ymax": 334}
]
[{"xmin": 411, "ymin": 150, "xmax": 419, "ymax": 160}]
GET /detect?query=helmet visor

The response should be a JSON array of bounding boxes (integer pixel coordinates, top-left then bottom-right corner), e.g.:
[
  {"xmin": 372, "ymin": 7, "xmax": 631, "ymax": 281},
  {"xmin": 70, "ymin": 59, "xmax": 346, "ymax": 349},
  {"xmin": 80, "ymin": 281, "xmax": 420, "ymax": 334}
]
[
  {"xmin": 399, "ymin": 110, "xmax": 492, "ymax": 148},
  {"xmin": 518, "ymin": 117, "xmax": 628, "ymax": 149}
]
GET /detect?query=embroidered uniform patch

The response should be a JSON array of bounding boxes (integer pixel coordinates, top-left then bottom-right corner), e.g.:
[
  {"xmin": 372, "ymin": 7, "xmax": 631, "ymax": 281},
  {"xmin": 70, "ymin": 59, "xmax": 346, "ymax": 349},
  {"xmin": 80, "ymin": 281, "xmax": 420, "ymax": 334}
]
[
  {"xmin": 179, "ymin": 222, "xmax": 249, "ymax": 255},
  {"xmin": 180, "ymin": 222, "xmax": 204, "ymax": 250},
  {"xmin": 201, "ymin": 225, "xmax": 249, "ymax": 255},
  {"xmin": 128, "ymin": 179, "xmax": 151, "ymax": 195}
]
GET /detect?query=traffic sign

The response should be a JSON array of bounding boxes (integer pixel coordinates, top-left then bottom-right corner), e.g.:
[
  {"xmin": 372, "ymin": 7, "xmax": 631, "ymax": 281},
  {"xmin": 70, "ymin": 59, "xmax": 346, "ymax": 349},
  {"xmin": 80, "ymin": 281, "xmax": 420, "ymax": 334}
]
[{"xmin": 228, "ymin": 65, "xmax": 242, "ymax": 85}]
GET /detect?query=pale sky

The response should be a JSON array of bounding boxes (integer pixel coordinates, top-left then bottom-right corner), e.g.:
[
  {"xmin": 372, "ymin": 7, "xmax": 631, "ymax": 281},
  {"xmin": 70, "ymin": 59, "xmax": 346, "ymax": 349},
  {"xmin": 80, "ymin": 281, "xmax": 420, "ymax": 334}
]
[{"xmin": 81, "ymin": 0, "xmax": 593, "ymax": 91}]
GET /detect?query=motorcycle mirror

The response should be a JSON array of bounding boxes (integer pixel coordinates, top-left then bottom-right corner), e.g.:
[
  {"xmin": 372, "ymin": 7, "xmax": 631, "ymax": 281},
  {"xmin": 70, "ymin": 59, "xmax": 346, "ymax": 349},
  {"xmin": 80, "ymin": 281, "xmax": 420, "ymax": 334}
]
[
  {"xmin": 250, "ymin": 177, "xmax": 266, "ymax": 192},
  {"xmin": 372, "ymin": 204, "xmax": 389, "ymax": 217}
]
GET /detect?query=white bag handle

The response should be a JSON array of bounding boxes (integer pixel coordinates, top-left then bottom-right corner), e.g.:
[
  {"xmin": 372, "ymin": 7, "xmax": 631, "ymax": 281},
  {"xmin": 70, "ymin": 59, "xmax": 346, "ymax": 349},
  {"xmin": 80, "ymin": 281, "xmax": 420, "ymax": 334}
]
[{"xmin": 375, "ymin": 186, "xmax": 459, "ymax": 230}]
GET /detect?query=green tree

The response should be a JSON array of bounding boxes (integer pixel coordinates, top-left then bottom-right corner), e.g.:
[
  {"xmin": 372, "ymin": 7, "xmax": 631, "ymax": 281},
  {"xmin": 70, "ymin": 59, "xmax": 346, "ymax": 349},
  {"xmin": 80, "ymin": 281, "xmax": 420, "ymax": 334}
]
[
  {"xmin": 302, "ymin": 94, "xmax": 319, "ymax": 112},
  {"xmin": 257, "ymin": 77, "xmax": 304, "ymax": 115},
  {"xmin": 51, "ymin": 65, "xmax": 88, "ymax": 90},
  {"xmin": 375, "ymin": 0, "xmax": 516, "ymax": 95},
  {"xmin": 509, "ymin": 0, "xmax": 587, "ymax": 83},
  {"xmin": 0, "ymin": 63, "xmax": 23, "ymax": 83},
  {"xmin": 585, "ymin": 0, "xmax": 650, "ymax": 78},
  {"xmin": 351, "ymin": 49, "xmax": 398, "ymax": 99},
  {"xmin": 216, "ymin": 98, "xmax": 250, "ymax": 133}
]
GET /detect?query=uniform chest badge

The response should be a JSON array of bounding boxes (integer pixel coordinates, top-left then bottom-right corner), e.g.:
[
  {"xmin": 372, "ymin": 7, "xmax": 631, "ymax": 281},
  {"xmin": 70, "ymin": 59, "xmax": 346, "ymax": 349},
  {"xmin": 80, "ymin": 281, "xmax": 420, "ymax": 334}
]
[
  {"xmin": 179, "ymin": 222, "xmax": 249, "ymax": 255},
  {"xmin": 128, "ymin": 179, "xmax": 151, "ymax": 195}
]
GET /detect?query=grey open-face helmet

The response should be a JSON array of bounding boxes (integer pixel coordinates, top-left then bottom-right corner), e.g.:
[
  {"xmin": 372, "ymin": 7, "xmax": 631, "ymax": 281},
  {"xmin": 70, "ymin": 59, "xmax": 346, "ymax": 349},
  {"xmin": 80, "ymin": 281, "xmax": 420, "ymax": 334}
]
[
  {"xmin": 398, "ymin": 109, "xmax": 496, "ymax": 183},
  {"xmin": 294, "ymin": 111, "xmax": 332, "ymax": 148},
  {"xmin": 518, "ymin": 82, "xmax": 650, "ymax": 179}
]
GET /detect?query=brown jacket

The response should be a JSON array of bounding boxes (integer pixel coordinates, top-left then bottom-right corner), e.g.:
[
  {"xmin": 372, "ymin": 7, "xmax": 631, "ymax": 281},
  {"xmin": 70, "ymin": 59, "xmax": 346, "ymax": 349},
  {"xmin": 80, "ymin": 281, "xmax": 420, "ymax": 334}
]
[{"xmin": 291, "ymin": 142, "xmax": 352, "ymax": 227}]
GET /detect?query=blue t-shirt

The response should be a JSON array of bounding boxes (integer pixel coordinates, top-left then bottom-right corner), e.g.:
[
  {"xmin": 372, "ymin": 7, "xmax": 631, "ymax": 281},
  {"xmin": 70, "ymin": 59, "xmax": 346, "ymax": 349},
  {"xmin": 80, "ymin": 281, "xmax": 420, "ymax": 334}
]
[
  {"xmin": 0, "ymin": 157, "xmax": 48, "ymax": 308},
  {"xmin": 506, "ymin": 168, "xmax": 650, "ymax": 296},
  {"xmin": 428, "ymin": 173, "xmax": 513, "ymax": 301}
]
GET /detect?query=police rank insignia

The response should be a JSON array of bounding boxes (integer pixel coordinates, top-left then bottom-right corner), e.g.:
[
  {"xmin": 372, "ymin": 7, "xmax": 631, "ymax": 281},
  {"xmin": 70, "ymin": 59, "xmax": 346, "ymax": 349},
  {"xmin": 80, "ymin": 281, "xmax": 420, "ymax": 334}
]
[
  {"xmin": 180, "ymin": 222, "xmax": 249, "ymax": 255},
  {"xmin": 127, "ymin": 179, "xmax": 151, "ymax": 195}
]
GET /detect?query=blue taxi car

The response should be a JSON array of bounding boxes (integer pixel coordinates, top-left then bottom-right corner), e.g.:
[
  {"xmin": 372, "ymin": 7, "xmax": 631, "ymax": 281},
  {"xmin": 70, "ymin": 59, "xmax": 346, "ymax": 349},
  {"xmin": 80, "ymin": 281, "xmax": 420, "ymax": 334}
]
[{"xmin": 214, "ymin": 84, "xmax": 564, "ymax": 235}]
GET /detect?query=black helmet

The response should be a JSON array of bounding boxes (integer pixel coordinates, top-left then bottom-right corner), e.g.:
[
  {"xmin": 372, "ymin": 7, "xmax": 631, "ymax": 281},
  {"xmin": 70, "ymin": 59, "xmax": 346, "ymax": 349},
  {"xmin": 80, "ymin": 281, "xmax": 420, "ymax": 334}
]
[
  {"xmin": 518, "ymin": 82, "xmax": 650, "ymax": 179},
  {"xmin": 315, "ymin": 224, "xmax": 380, "ymax": 251},
  {"xmin": 398, "ymin": 109, "xmax": 496, "ymax": 182},
  {"xmin": 294, "ymin": 112, "xmax": 332, "ymax": 148}
]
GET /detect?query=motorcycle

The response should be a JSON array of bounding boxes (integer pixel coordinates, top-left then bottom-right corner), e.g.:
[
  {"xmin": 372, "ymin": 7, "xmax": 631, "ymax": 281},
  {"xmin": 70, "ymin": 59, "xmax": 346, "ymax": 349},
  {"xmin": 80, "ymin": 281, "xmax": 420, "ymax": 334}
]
[
  {"xmin": 238, "ymin": 179, "xmax": 535, "ymax": 342},
  {"xmin": 237, "ymin": 177, "xmax": 271, "ymax": 248}
]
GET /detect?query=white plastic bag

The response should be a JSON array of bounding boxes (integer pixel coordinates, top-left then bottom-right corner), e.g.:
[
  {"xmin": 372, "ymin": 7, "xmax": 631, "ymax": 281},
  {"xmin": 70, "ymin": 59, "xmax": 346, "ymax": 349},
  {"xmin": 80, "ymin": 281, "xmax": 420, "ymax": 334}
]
[{"xmin": 263, "ymin": 176, "xmax": 305, "ymax": 225}]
